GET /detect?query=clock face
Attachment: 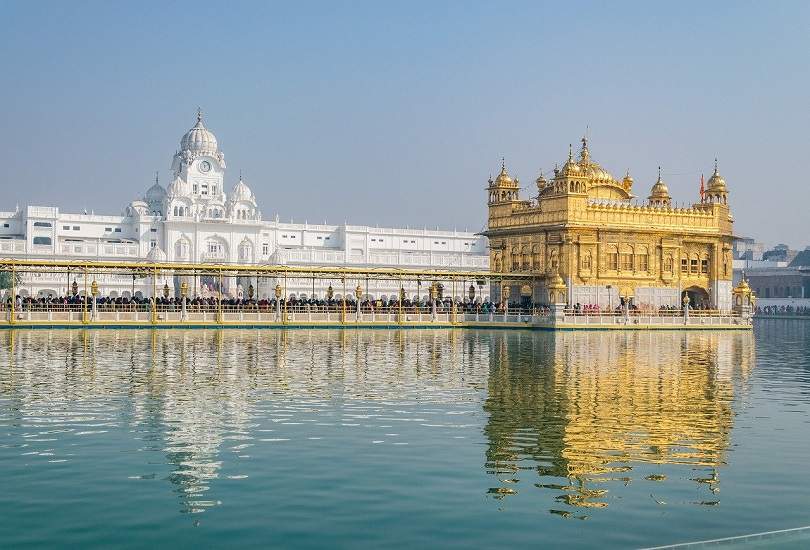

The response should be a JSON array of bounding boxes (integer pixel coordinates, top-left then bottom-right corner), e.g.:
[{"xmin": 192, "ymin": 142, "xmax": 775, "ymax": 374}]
[{"xmin": 199, "ymin": 160, "xmax": 211, "ymax": 173}]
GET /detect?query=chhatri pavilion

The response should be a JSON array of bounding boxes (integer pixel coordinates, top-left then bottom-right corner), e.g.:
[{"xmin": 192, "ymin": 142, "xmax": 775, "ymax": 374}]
[{"xmin": 483, "ymin": 138, "xmax": 735, "ymax": 310}]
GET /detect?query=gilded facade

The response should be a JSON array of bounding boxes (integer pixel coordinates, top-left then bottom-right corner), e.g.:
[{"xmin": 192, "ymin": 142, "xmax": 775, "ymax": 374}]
[{"xmin": 483, "ymin": 139, "xmax": 735, "ymax": 310}]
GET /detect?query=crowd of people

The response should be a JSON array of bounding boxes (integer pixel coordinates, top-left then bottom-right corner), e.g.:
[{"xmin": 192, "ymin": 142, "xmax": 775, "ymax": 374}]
[
  {"xmin": 5, "ymin": 293, "xmax": 743, "ymax": 317},
  {"xmin": 3, "ymin": 293, "xmax": 550, "ymax": 315},
  {"xmin": 756, "ymin": 305, "xmax": 810, "ymax": 316}
]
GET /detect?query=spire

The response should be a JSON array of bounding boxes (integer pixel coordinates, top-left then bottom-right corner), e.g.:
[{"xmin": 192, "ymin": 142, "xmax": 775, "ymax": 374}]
[
  {"xmin": 657, "ymin": 166, "xmax": 662, "ymax": 181},
  {"xmin": 501, "ymin": 157, "xmax": 506, "ymax": 171},
  {"xmin": 568, "ymin": 144, "xmax": 573, "ymax": 162},
  {"xmin": 580, "ymin": 135, "xmax": 590, "ymax": 161},
  {"xmin": 155, "ymin": 171, "xmax": 159, "ymax": 185},
  {"xmin": 713, "ymin": 157, "xmax": 719, "ymax": 175},
  {"xmin": 196, "ymin": 107, "xmax": 203, "ymax": 124}
]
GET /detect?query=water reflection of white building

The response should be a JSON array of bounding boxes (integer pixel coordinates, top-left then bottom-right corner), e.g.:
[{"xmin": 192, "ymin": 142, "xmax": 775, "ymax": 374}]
[{"xmin": 1, "ymin": 111, "xmax": 489, "ymax": 301}]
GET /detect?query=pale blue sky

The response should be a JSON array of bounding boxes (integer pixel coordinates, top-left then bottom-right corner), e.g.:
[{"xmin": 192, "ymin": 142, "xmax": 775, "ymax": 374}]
[{"xmin": 1, "ymin": 1, "xmax": 807, "ymax": 246}]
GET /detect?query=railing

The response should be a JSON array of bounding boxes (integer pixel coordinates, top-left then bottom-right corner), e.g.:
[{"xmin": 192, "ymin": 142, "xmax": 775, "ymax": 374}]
[{"xmin": 0, "ymin": 301, "xmax": 748, "ymax": 328}]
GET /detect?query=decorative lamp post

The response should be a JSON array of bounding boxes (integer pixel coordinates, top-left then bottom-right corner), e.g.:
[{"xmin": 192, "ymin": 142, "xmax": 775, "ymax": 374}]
[
  {"xmin": 248, "ymin": 283, "xmax": 254, "ymax": 300},
  {"xmin": 180, "ymin": 281, "xmax": 188, "ymax": 321},
  {"xmin": 468, "ymin": 284, "xmax": 475, "ymax": 304},
  {"xmin": 90, "ymin": 279, "xmax": 99, "ymax": 321},
  {"xmin": 72, "ymin": 280, "xmax": 78, "ymax": 297},
  {"xmin": 163, "ymin": 283, "xmax": 170, "ymax": 299},
  {"xmin": 275, "ymin": 283, "xmax": 282, "ymax": 322},
  {"xmin": 502, "ymin": 284, "xmax": 511, "ymax": 316},
  {"xmin": 682, "ymin": 293, "xmax": 690, "ymax": 323},
  {"xmin": 355, "ymin": 284, "xmax": 362, "ymax": 321},
  {"xmin": 430, "ymin": 282, "xmax": 438, "ymax": 321},
  {"xmin": 327, "ymin": 284, "xmax": 334, "ymax": 302},
  {"xmin": 398, "ymin": 286, "xmax": 405, "ymax": 324}
]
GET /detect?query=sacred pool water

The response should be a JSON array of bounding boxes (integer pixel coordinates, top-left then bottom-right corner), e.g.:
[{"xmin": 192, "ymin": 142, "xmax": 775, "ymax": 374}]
[{"xmin": 1, "ymin": 322, "xmax": 809, "ymax": 548}]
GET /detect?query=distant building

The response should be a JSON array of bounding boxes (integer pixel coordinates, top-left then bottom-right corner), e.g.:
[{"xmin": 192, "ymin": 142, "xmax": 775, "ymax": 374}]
[{"xmin": 0, "ymin": 111, "xmax": 489, "ymax": 300}]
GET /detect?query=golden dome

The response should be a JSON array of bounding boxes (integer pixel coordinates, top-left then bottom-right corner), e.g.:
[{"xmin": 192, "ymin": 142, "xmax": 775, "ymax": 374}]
[
  {"xmin": 706, "ymin": 161, "xmax": 727, "ymax": 193},
  {"xmin": 535, "ymin": 170, "xmax": 548, "ymax": 189},
  {"xmin": 622, "ymin": 170, "xmax": 634, "ymax": 188},
  {"xmin": 735, "ymin": 278, "xmax": 751, "ymax": 292},
  {"xmin": 547, "ymin": 271, "xmax": 566, "ymax": 289},
  {"xmin": 648, "ymin": 168, "xmax": 671, "ymax": 205},
  {"xmin": 494, "ymin": 160, "xmax": 517, "ymax": 187},
  {"xmin": 560, "ymin": 144, "xmax": 581, "ymax": 176}
]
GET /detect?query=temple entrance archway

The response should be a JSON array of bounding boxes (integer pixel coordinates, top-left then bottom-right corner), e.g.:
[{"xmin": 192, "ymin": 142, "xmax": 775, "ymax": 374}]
[{"xmin": 682, "ymin": 286, "xmax": 710, "ymax": 309}]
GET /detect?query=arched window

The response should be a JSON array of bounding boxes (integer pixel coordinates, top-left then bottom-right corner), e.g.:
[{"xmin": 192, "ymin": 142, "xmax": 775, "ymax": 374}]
[
  {"xmin": 532, "ymin": 245, "xmax": 542, "ymax": 271},
  {"xmin": 238, "ymin": 240, "xmax": 253, "ymax": 262}
]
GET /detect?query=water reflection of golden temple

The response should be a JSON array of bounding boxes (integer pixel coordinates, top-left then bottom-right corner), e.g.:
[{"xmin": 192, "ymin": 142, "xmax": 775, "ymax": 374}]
[{"xmin": 484, "ymin": 330, "xmax": 754, "ymax": 510}]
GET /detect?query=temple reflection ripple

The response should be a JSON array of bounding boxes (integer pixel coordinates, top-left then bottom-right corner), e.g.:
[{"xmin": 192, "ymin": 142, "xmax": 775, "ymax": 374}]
[
  {"xmin": 0, "ymin": 328, "xmax": 753, "ymax": 521},
  {"xmin": 484, "ymin": 330, "xmax": 754, "ymax": 513}
]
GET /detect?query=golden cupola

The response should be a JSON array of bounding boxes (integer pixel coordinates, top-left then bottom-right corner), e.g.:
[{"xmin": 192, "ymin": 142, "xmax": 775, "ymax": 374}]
[
  {"xmin": 621, "ymin": 170, "xmax": 634, "ymax": 192},
  {"xmin": 705, "ymin": 159, "xmax": 728, "ymax": 205},
  {"xmin": 648, "ymin": 167, "xmax": 672, "ymax": 207},
  {"xmin": 576, "ymin": 137, "xmax": 616, "ymax": 183},
  {"xmin": 487, "ymin": 159, "xmax": 520, "ymax": 205},
  {"xmin": 559, "ymin": 144, "xmax": 581, "ymax": 177},
  {"xmin": 535, "ymin": 170, "xmax": 548, "ymax": 194}
]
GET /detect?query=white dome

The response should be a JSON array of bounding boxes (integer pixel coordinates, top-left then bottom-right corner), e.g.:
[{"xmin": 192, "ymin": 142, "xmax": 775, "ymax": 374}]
[
  {"xmin": 180, "ymin": 110, "xmax": 218, "ymax": 155},
  {"xmin": 230, "ymin": 177, "xmax": 254, "ymax": 202},
  {"xmin": 144, "ymin": 182, "xmax": 166, "ymax": 202},
  {"xmin": 167, "ymin": 176, "xmax": 190, "ymax": 198},
  {"xmin": 146, "ymin": 245, "xmax": 167, "ymax": 262}
]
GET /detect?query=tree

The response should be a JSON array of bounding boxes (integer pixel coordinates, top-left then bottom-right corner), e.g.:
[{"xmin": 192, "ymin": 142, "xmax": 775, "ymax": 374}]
[{"xmin": 0, "ymin": 270, "xmax": 21, "ymax": 291}]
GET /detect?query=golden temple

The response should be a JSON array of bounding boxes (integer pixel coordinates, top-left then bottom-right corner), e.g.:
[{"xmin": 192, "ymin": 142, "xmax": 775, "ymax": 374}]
[{"xmin": 483, "ymin": 138, "xmax": 735, "ymax": 310}]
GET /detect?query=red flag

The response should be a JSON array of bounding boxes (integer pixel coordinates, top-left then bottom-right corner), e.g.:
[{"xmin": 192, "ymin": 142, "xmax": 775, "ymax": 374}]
[{"xmin": 700, "ymin": 174, "xmax": 705, "ymax": 202}]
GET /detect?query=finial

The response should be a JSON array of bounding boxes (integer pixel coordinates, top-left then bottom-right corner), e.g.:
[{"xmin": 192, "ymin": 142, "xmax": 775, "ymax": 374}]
[
  {"xmin": 196, "ymin": 107, "xmax": 202, "ymax": 123},
  {"xmin": 155, "ymin": 171, "xmax": 159, "ymax": 185},
  {"xmin": 239, "ymin": 168, "xmax": 243, "ymax": 181},
  {"xmin": 658, "ymin": 166, "xmax": 662, "ymax": 180},
  {"xmin": 501, "ymin": 157, "xmax": 506, "ymax": 171},
  {"xmin": 714, "ymin": 158, "xmax": 718, "ymax": 173},
  {"xmin": 568, "ymin": 144, "xmax": 573, "ymax": 161}
]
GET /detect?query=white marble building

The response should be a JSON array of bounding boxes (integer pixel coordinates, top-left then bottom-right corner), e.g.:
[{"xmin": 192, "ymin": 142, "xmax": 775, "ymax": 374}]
[{"xmin": 1, "ymin": 112, "xmax": 489, "ymax": 300}]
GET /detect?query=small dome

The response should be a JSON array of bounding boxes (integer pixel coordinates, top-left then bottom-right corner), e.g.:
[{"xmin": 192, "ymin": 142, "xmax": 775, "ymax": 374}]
[
  {"xmin": 230, "ymin": 177, "xmax": 254, "ymax": 202},
  {"xmin": 494, "ymin": 162, "xmax": 516, "ymax": 186},
  {"xmin": 621, "ymin": 170, "xmax": 634, "ymax": 191},
  {"xmin": 547, "ymin": 272, "xmax": 566, "ymax": 288},
  {"xmin": 166, "ymin": 176, "xmax": 190, "ymax": 198},
  {"xmin": 146, "ymin": 245, "xmax": 167, "ymax": 262},
  {"xmin": 648, "ymin": 169, "xmax": 671, "ymax": 205},
  {"xmin": 706, "ymin": 162, "xmax": 727, "ymax": 193},
  {"xmin": 180, "ymin": 109, "xmax": 218, "ymax": 155},
  {"xmin": 535, "ymin": 171, "xmax": 548, "ymax": 189},
  {"xmin": 144, "ymin": 181, "xmax": 166, "ymax": 202},
  {"xmin": 560, "ymin": 144, "xmax": 582, "ymax": 177}
]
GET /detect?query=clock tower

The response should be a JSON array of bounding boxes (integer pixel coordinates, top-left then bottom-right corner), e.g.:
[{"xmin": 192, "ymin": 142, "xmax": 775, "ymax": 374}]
[{"xmin": 170, "ymin": 109, "xmax": 227, "ymax": 213}]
